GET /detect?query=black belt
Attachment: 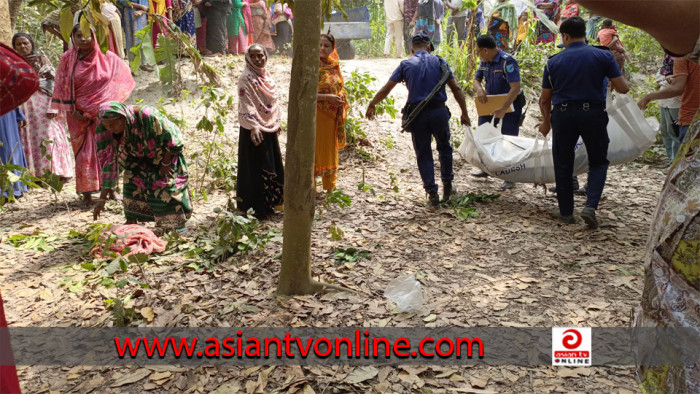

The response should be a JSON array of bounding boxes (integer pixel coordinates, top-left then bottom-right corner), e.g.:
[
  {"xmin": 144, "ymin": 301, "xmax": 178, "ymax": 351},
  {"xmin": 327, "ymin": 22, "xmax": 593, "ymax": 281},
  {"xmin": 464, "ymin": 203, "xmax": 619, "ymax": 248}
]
[{"xmin": 554, "ymin": 101, "xmax": 605, "ymax": 111}]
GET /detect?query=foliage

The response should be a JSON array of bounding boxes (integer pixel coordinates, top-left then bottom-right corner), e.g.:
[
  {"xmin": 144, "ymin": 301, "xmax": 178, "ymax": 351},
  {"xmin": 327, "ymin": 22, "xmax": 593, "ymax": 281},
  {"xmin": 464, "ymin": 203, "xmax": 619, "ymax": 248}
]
[
  {"xmin": 447, "ymin": 192, "xmax": 500, "ymax": 219},
  {"xmin": 437, "ymin": 3, "xmax": 483, "ymax": 93},
  {"xmin": 177, "ymin": 203, "xmax": 273, "ymax": 269},
  {"xmin": 16, "ymin": 1, "xmax": 64, "ymax": 66},
  {"xmin": 346, "ymin": 71, "xmax": 398, "ymax": 118},
  {"xmin": 0, "ymin": 143, "xmax": 41, "ymax": 209},
  {"xmin": 513, "ymin": 40, "xmax": 556, "ymax": 93},
  {"xmin": 343, "ymin": 71, "xmax": 398, "ymax": 146},
  {"xmin": 322, "ymin": 189, "xmax": 352, "ymax": 211},
  {"xmin": 615, "ymin": 23, "xmax": 664, "ymax": 75},
  {"xmin": 329, "ymin": 222, "xmax": 344, "ymax": 241},
  {"xmin": 357, "ymin": 167, "xmax": 375, "ymax": 195},
  {"xmin": 5, "ymin": 231, "xmax": 60, "ymax": 251},
  {"xmin": 333, "ymin": 246, "xmax": 370, "ymax": 263},
  {"xmin": 345, "ymin": 0, "xmax": 385, "ymax": 58},
  {"xmin": 187, "ymin": 86, "xmax": 237, "ymax": 200},
  {"xmin": 130, "ymin": 16, "xmax": 221, "ymax": 94},
  {"xmin": 343, "ymin": 117, "xmax": 367, "ymax": 146}
]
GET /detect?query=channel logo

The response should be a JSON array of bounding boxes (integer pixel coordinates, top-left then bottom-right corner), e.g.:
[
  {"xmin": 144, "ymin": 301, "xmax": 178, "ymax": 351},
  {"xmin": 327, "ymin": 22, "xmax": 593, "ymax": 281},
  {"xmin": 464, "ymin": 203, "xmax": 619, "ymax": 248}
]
[{"xmin": 552, "ymin": 327, "xmax": 591, "ymax": 366}]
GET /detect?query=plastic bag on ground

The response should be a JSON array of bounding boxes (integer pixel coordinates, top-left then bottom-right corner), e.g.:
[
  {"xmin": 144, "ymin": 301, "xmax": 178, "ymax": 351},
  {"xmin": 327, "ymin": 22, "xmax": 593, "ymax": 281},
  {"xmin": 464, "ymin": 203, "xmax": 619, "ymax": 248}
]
[{"xmin": 384, "ymin": 274, "xmax": 423, "ymax": 312}]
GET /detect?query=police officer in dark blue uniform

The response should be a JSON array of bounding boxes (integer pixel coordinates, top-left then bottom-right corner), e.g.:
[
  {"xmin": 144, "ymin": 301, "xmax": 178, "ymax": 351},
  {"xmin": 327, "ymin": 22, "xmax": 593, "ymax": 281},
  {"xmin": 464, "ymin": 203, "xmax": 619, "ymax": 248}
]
[
  {"xmin": 471, "ymin": 34, "xmax": 525, "ymax": 189},
  {"xmin": 366, "ymin": 32, "xmax": 471, "ymax": 207},
  {"xmin": 538, "ymin": 16, "xmax": 629, "ymax": 228}
]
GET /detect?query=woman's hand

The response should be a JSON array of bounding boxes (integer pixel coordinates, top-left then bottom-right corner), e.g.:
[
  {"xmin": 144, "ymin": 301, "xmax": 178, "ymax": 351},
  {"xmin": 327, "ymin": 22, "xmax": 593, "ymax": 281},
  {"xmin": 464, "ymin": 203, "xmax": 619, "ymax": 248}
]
[
  {"xmin": 72, "ymin": 110, "xmax": 87, "ymax": 122},
  {"xmin": 251, "ymin": 128, "xmax": 263, "ymax": 146},
  {"xmin": 17, "ymin": 120, "xmax": 27, "ymax": 129},
  {"xmin": 160, "ymin": 163, "xmax": 174, "ymax": 179},
  {"xmin": 134, "ymin": 10, "xmax": 145, "ymax": 17},
  {"xmin": 324, "ymin": 94, "xmax": 344, "ymax": 107}
]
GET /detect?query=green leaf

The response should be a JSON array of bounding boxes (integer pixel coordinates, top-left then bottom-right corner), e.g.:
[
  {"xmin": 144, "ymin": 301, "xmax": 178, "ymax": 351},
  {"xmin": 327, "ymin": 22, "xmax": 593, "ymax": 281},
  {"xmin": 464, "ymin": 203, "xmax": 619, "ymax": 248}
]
[
  {"xmin": 59, "ymin": 7, "xmax": 74, "ymax": 43},
  {"xmin": 104, "ymin": 259, "xmax": 121, "ymax": 274},
  {"xmin": 81, "ymin": 263, "xmax": 96, "ymax": 271},
  {"xmin": 119, "ymin": 259, "xmax": 128, "ymax": 273}
]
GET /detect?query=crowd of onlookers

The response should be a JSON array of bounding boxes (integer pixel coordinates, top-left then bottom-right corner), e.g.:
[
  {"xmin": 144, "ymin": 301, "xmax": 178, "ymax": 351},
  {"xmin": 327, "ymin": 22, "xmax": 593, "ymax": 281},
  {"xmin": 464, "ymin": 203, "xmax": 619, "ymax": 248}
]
[{"xmin": 39, "ymin": 0, "xmax": 294, "ymax": 62}]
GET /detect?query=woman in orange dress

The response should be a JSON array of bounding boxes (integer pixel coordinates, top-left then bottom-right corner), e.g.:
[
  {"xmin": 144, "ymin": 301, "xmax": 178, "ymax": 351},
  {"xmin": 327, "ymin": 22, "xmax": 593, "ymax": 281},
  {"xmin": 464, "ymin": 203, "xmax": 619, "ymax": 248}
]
[{"xmin": 314, "ymin": 33, "xmax": 349, "ymax": 192}]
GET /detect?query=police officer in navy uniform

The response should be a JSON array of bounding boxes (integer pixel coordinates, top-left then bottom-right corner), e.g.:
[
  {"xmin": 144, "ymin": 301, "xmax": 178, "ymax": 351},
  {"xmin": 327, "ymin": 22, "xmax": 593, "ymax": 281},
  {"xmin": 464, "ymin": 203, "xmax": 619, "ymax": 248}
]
[
  {"xmin": 471, "ymin": 34, "xmax": 524, "ymax": 189},
  {"xmin": 538, "ymin": 16, "xmax": 629, "ymax": 228},
  {"xmin": 366, "ymin": 32, "xmax": 471, "ymax": 207}
]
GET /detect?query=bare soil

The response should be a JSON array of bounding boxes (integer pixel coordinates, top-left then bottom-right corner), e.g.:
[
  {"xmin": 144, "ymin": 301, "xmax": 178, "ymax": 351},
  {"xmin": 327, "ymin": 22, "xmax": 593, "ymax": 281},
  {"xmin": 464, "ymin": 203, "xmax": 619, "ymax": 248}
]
[{"xmin": 0, "ymin": 56, "xmax": 664, "ymax": 393}]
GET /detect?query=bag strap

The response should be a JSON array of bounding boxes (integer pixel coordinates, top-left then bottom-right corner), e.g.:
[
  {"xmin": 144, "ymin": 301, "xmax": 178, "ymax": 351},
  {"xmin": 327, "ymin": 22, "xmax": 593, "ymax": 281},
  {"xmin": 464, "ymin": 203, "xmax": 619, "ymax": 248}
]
[{"xmin": 401, "ymin": 55, "xmax": 451, "ymax": 132}]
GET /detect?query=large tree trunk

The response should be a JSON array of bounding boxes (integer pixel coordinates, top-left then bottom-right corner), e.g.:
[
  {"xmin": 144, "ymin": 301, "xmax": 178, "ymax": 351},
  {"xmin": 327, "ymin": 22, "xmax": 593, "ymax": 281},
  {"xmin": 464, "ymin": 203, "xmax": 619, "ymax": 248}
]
[
  {"xmin": 8, "ymin": 0, "xmax": 22, "ymax": 32},
  {"xmin": 0, "ymin": 0, "xmax": 12, "ymax": 44},
  {"xmin": 276, "ymin": 0, "xmax": 325, "ymax": 295}
]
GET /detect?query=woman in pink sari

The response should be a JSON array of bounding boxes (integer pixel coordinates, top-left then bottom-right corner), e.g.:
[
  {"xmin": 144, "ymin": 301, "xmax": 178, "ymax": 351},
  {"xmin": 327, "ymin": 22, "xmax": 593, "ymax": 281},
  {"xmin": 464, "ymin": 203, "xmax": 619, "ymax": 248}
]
[
  {"xmin": 52, "ymin": 26, "xmax": 135, "ymax": 205},
  {"xmin": 249, "ymin": 1, "xmax": 275, "ymax": 52}
]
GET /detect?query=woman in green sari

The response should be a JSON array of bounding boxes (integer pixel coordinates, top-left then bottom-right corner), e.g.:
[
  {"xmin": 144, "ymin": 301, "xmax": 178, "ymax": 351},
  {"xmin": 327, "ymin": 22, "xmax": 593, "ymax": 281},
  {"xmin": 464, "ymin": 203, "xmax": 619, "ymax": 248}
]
[
  {"xmin": 93, "ymin": 101, "xmax": 192, "ymax": 231},
  {"xmin": 227, "ymin": 0, "xmax": 250, "ymax": 55}
]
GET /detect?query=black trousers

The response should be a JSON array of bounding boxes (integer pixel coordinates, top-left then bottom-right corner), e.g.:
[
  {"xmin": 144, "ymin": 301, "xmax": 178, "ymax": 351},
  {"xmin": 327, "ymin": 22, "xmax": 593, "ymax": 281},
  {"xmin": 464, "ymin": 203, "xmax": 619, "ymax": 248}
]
[{"xmin": 551, "ymin": 106, "xmax": 610, "ymax": 216}]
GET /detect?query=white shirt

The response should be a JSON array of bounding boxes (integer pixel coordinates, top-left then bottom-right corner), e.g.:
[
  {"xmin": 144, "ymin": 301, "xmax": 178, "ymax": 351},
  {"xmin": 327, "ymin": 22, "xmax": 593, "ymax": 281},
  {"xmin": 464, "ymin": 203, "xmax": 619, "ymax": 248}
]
[
  {"xmin": 384, "ymin": 0, "xmax": 404, "ymax": 22},
  {"xmin": 445, "ymin": 0, "xmax": 467, "ymax": 17}
]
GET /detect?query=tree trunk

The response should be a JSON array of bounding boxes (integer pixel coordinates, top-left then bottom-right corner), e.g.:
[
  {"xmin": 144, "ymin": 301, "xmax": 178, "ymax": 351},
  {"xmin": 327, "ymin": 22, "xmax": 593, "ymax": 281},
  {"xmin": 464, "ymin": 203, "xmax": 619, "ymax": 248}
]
[
  {"xmin": 8, "ymin": 0, "xmax": 22, "ymax": 32},
  {"xmin": 0, "ymin": 0, "xmax": 12, "ymax": 44},
  {"xmin": 276, "ymin": 0, "xmax": 324, "ymax": 295}
]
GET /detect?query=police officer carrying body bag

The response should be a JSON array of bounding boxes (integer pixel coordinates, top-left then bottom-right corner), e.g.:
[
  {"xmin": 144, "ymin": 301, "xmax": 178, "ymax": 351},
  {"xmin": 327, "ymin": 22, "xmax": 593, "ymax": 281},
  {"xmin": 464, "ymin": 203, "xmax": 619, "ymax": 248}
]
[
  {"xmin": 366, "ymin": 32, "xmax": 471, "ymax": 207},
  {"xmin": 537, "ymin": 16, "xmax": 629, "ymax": 229}
]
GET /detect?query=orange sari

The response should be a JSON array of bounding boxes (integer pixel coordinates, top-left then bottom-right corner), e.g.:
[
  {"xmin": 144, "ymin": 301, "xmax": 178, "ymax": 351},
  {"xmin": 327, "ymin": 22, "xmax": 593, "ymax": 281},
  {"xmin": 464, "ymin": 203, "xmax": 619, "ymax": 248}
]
[{"xmin": 315, "ymin": 49, "xmax": 349, "ymax": 185}]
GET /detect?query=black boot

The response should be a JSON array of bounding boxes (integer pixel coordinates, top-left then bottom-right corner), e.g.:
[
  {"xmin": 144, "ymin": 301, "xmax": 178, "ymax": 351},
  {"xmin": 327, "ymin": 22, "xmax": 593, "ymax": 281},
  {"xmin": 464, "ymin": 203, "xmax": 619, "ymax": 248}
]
[
  {"xmin": 442, "ymin": 181, "xmax": 454, "ymax": 202},
  {"xmin": 428, "ymin": 191, "xmax": 440, "ymax": 207}
]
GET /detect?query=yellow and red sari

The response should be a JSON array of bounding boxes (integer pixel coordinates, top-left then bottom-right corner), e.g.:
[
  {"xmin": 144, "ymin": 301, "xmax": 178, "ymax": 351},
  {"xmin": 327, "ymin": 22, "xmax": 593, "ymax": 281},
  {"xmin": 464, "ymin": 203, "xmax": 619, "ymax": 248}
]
[{"xmin": 315, "ymin": 49, "xmax": 349, "ymax": 191}]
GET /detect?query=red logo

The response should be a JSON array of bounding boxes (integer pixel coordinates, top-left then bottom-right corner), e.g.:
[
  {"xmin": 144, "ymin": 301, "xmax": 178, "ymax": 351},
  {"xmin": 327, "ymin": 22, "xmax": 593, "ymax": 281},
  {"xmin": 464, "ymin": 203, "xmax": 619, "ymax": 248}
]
[{"xmin": 562, "ymin": 329, "xmax": 582, "ymax": 349}]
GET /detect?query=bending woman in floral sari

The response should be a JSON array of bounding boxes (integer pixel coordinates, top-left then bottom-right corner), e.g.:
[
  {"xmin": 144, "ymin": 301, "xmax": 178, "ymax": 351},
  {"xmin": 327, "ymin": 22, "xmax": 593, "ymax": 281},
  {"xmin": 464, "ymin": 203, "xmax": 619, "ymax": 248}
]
[
  {"xmin": 315, "ymin": 33, "xmax": 349, "ymax": 192},
  {"xmin": 93, "ymin": 102, "xmax": 193, "ymax": 231},
  {"xmin": 52, "ymin": 26, "xmax": 134, "ymax": 204}
]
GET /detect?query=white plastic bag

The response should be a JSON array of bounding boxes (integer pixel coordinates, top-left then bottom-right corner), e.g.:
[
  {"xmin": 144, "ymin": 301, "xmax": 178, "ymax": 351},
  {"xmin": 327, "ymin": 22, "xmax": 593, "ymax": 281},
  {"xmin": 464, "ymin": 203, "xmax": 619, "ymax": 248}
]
[
  {"xmin": 457, "ymin": 93, "xmax": 659, "ymax": 184},
  {"xmin": 384, "ymin": 274, "xmax": 423, "ymax": 312}
]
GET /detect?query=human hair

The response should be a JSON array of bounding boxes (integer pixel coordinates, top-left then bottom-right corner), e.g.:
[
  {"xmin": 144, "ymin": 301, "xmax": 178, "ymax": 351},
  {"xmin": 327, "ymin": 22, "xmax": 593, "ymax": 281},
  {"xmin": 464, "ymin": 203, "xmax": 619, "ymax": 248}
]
[
  {"xmin": 560, "ymin": 16, "xmax": 586, "ymax": 38},
  {"xmin": 248, "ymin": 43, "xmax": 267, "ymax": 56},
  {"xmin": 602, "ymin": 19, "xmax": 613, "ymax": 28},
  {"xmin": 12, "ymin": 33, "xmax": 35, "ymax": 54},
  {"xmin": 412, "ymin": 41, "xmax": 431, "ymax": 51},
  {"xmin": 320, "ymin": 33, "xmax": 336, "ymax": 49},
  {"xmin": 476, "ymin": 34, "xmax": 498, "ymax": 49}
]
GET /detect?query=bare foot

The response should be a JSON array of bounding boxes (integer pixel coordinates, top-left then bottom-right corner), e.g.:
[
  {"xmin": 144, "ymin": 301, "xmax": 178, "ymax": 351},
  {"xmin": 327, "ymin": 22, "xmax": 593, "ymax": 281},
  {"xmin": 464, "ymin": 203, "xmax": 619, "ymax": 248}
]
[
  {"xmin": 108, "ymin": 190, "xmax": 122, "ymax": 201},
  {"xmin": 82, "ymin": 192, "xmax": 93, "ymax": 207}
]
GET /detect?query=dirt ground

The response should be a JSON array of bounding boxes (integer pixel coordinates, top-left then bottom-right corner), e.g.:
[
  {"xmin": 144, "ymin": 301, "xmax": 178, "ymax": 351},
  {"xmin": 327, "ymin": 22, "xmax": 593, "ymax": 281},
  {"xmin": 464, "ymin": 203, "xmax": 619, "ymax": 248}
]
[{"xmin": 0, "ymin": 55, "xmax": 666, "ymax": 393}]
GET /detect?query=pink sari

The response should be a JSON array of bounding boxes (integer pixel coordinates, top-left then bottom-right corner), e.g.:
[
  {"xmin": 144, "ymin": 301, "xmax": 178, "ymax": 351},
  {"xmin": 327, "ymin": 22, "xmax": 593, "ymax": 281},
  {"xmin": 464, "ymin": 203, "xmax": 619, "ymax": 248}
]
[{"xmin": 52, "ymin": 29, "xmax": 135, "ymax": 193}]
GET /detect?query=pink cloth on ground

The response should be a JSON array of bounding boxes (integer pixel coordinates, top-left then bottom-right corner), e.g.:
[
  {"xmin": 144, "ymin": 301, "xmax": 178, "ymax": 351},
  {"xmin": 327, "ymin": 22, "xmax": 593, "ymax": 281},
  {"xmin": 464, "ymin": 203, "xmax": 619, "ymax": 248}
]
[{"xmin": 90, "ymin": 224, "xmax": 167, "ymax": 259}]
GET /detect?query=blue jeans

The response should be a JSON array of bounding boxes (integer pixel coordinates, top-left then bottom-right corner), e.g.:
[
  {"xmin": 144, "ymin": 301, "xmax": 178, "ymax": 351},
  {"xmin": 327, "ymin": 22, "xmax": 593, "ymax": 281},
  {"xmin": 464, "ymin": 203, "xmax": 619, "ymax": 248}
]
[
  {"xmin": 659, "ymin": 107, "xmax": 680, "ymax": 163},
  {"xmin": 477, "ymin": 102, "xmax": 523, "ymax": 136},
  {"xmin": 551, "ymin": 107, "xmax": 609, "ymax": 216},
  {"xmin": 679, "ymin": 124, "xmax": 690, "ymax": 143},
  {"xmin": 410, "ymin": 106, "xmax": 453, "ymax": 193}
]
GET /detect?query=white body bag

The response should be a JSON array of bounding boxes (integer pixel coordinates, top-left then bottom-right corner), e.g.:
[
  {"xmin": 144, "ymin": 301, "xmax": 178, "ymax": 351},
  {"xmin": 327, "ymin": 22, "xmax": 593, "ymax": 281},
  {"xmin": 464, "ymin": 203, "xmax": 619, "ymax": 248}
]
[{"xmin": 457, "ymin": 94, "xmax": 660, "ymax": 184}]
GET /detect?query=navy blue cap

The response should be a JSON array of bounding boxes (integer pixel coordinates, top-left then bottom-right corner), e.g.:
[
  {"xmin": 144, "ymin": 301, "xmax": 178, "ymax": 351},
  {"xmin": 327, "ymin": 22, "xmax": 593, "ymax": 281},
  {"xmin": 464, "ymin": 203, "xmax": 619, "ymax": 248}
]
[{"xmin": 412, "ymin": 31, "xmax": 435, "ymax": 51}]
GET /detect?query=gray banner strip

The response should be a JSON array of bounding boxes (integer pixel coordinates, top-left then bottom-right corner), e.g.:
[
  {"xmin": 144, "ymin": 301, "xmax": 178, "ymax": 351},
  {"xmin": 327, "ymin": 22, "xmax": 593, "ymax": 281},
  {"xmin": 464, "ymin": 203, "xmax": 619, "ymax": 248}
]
[{"xmin": 0, "ymin": 327, "xmax": 698, "ymax": 366}]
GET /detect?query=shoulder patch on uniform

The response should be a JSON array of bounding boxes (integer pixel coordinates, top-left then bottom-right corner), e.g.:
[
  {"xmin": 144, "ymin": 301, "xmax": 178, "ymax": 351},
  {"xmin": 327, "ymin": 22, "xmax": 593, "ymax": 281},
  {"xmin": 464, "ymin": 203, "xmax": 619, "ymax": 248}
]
[{"xmin": 506, "ymin": 63, "xmax": 515, "ymax": 73}]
